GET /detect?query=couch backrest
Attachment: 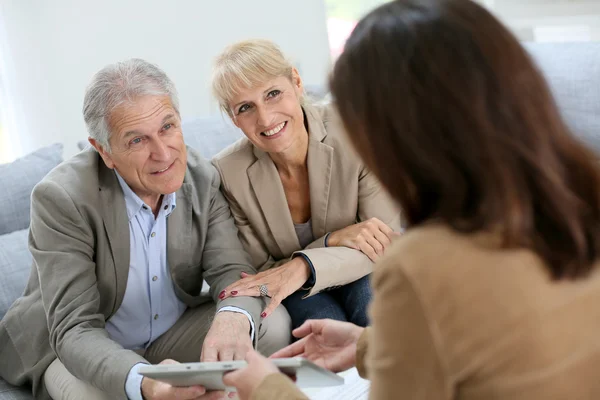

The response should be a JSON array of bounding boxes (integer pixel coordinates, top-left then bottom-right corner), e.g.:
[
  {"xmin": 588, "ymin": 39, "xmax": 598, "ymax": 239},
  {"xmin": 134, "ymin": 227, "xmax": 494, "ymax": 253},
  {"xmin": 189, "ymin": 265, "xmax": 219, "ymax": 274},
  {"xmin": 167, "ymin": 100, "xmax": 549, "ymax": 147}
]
[
  {"xmin": 181, "ymin": 115, "xmax": 243, "ymax": 159},
  {"xmin": 525, "ymin": 42, "xmax": 600, "ymax": 154},
  {"xmin": 0, "ymin": 143, "xmax": 62, "ymax": 320},
  {"xmin": 0, "ymin": 143, "xmax": 63, "ymax": 235}
]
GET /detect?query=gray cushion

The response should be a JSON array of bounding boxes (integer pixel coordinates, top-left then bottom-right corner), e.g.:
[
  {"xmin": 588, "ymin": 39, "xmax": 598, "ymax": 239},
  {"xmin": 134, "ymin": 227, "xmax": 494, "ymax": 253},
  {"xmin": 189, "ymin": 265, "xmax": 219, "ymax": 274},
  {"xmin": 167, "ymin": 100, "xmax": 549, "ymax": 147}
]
[
  {"xmin": 0, "ymin": 144, "xmax": 63, "ymax": 235},
  {"xmin": 0, "ymin": 229, "xmax": 31, "ymax": 320},
  {"xmin": 77, "ymin": 139, "xmax": 90, "ymax": 151},
  {"xmin": 182, "ymin": 116, "xmax": 243, "ymax": 159},
  {"xmin": 0, "ymin": 378, "xmax": 32, "ymax": 400},
  {"xmin": 525, "ymin": 42, "xmax": 600, "ymax": 154}
]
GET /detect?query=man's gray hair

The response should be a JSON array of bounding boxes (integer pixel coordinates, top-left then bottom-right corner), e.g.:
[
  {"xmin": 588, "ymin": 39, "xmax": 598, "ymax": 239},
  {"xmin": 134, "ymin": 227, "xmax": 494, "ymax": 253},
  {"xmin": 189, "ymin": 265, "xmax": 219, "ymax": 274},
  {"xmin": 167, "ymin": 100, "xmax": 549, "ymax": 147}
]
[{"xmin": 83, "ymin": 58, "xmax": 180, "ymax": 152}]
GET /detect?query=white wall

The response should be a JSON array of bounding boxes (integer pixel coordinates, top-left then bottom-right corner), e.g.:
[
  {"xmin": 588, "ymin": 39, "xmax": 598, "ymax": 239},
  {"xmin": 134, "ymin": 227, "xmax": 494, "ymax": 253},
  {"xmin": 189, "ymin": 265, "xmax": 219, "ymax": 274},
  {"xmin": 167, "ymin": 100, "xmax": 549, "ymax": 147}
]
[
  {"xmin": 479, "ymin": 0, "xmax": 600, "ymax": 42},
  {"xmin": 0, "ymin": 0, "xmax": 331, "ymax": 160}
]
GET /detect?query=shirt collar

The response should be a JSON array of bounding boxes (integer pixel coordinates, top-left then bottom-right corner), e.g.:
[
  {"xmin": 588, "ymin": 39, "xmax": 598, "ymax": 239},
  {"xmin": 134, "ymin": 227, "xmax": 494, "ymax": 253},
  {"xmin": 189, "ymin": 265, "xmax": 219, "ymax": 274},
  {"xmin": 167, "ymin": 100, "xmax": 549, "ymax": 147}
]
[{"xmin": 115, "ymin": 171, "xmax": 177, "ymax": 221}]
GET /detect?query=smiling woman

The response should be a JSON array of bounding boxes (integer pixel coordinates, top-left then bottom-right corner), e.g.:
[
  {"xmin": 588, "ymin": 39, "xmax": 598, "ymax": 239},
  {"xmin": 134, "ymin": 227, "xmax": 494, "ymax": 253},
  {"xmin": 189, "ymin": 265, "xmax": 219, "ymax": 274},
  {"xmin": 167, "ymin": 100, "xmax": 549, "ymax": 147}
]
[{"xmin": 210, "ymin": 39, "xmax": 402, "ymax": 331}]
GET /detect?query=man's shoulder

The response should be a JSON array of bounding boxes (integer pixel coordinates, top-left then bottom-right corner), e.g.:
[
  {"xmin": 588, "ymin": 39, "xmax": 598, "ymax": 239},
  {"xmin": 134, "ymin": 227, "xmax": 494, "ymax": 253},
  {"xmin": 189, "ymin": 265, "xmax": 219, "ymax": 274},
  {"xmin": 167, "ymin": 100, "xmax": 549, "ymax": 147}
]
[
  {"xmin": 33, "ymin": 148, "xmax": 102, "ymax": 200},
  {"xmin": 184, "ymin": 146, "xmax": 222, "ymax": 189},
  {"xmin": 210, "ymin": 138, "xmax": 255, "ymax": 185}
]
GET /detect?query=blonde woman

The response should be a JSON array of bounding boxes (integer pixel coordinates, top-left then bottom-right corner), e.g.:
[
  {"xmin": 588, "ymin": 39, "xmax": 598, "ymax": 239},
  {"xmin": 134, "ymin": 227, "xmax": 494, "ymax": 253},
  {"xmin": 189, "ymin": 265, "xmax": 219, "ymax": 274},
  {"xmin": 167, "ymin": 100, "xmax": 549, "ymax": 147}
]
[{"xmin": 211, "ymin": 39, "xmax": 401, "ymax": 330}]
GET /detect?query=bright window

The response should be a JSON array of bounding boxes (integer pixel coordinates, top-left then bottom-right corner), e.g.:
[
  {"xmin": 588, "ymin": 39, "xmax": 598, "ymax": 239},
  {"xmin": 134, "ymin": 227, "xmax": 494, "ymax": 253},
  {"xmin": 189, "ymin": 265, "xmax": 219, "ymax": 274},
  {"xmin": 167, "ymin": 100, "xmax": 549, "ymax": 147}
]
[{"xmin": 325, "ymin": 0, "xmax": 392, "ymax": 59}]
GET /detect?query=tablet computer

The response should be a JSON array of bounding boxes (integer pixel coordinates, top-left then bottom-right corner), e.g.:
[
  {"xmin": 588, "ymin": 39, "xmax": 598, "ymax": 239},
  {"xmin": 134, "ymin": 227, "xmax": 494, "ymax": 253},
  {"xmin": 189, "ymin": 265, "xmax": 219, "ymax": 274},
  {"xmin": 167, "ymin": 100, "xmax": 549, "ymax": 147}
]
[{"xmin": 137, "ymin": 358, "xmax": 344, "ymax": 390}]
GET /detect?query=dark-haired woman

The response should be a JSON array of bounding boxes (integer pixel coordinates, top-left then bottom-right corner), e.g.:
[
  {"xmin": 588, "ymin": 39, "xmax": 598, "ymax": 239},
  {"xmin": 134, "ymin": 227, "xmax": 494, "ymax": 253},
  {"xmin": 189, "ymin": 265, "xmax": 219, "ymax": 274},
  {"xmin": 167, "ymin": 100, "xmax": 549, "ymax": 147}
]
[{"xmin": 222, "ymin": 0, "xmax": 600, "ymax": 399}]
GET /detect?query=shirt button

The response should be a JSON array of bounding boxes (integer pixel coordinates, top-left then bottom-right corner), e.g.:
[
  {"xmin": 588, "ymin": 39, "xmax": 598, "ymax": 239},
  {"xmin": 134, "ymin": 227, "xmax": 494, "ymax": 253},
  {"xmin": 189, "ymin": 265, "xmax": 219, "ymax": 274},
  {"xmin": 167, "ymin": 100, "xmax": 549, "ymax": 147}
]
[
  {"xmin": 142, "ymin": 206, "xmax": 148, "ymax": 210},
  {"xmin": 164, "ymin": 205, "xmax": 168, "ymax": 210},
  {"xmin": 152, "ymin": 276, "xmax": 158, "ymax": 282},
  {"xmin": 151, "ymin": 232, "xmax": 156, "ymax": 238},
  {"xmin": 154, "ymin": 314, "xmax": 159, "ymax": 320}
]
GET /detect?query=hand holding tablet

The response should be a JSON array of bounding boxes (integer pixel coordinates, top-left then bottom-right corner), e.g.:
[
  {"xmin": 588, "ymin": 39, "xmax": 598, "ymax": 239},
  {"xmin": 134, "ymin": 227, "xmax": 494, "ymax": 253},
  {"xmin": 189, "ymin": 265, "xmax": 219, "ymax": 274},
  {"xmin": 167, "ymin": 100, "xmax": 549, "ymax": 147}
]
[{"xmin": 138, "ymin": 357, "xmax": 344, "ymax": 391}]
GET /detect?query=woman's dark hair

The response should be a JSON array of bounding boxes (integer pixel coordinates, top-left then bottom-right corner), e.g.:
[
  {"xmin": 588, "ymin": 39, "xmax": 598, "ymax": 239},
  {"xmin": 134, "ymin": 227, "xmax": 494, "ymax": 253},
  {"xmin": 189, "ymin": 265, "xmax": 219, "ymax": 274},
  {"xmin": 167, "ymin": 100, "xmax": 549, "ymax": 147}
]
[{"xmin": 331, "ymin": 0, "xmax": 600, "ymax": 279}]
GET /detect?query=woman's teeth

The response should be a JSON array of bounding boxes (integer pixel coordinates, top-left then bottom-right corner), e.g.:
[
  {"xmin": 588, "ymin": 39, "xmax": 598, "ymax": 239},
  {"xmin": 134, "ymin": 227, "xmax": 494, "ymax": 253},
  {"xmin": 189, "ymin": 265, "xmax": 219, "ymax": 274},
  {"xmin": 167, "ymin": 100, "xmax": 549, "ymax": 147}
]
[{"xmin": 262, "ymin": 122, "xmax": 286, "ymax": 136}]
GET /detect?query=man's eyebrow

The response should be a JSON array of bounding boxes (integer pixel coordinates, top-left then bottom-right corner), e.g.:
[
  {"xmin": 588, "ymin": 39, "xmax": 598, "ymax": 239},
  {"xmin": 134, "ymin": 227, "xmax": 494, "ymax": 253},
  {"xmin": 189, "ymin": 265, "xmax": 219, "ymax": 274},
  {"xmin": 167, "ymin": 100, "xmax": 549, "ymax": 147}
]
[
  {"xmin": 122, "ymin": 114, "xmax": 175, "ymax": 138},
  {"xmin": 161, "ymin": 113, "xmax": 175, "ymax": 123},
  {"xmin": 122, "ymin": 130, "xmax": 140, "ymax": 139}
]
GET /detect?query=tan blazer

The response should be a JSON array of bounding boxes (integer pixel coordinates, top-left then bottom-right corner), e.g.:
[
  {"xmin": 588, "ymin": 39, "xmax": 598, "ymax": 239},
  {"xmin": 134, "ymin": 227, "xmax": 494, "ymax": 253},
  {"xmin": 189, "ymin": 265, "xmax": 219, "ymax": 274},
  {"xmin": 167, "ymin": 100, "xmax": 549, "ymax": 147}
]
[
  {"xmin": 212, "ymin": 103, "xmax": 402, "ymax": 296},
  {"xmin": 0, "ymin": 147, "xmax": 262, "ymax": 400},
  {"xmin": 252, "ymin": 224, "xmax": 600, "ymax": 399}
]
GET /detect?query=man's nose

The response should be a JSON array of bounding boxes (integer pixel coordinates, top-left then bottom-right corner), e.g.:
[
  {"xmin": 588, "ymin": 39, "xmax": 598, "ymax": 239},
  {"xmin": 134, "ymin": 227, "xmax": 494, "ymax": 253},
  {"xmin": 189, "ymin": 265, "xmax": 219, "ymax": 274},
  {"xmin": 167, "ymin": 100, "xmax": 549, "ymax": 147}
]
[{"xmin": 150, "ymin": 137, "xmax": 170, "ymax": 161}]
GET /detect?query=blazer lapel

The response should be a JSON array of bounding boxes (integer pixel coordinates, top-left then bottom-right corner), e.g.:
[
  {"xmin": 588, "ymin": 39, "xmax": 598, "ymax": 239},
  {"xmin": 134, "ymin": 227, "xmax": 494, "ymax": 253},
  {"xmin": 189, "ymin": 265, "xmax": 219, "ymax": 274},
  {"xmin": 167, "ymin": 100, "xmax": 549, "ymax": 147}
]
[
  {"xmin": 167, "ymin": 180, "xmax": 193, "ymax": 278},
  {"xmin": 248, "ymin": 147, "xmax": 300, "ymax": 256},
  {"xmin": 305, "ymin": 104, "xmax": 333, "ymax": 239},
  {"xmin": 98, "ymin": 163, "xmax": 130, "ymax": 317}
]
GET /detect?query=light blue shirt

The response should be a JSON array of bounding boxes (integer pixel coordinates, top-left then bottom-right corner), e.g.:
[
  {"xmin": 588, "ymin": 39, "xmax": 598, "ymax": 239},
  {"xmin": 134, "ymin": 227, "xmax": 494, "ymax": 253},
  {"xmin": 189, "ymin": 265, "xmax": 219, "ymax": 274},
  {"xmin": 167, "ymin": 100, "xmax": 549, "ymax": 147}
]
[
  {"xmin": 107, "ymin": 173, "xmax": 185, "ymax": 350},
  {"xmin": 109, "ymin": 172, "xmax": 254, "ymax": 400}
]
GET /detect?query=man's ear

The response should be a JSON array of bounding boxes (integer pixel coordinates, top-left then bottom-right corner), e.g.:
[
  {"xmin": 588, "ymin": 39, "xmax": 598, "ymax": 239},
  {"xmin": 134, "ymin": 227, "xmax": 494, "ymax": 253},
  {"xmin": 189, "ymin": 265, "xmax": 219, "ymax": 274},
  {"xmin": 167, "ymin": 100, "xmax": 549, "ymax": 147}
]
[{"xmin": 88, "ymin": 138, "xmax": 115, "ymax": 169}]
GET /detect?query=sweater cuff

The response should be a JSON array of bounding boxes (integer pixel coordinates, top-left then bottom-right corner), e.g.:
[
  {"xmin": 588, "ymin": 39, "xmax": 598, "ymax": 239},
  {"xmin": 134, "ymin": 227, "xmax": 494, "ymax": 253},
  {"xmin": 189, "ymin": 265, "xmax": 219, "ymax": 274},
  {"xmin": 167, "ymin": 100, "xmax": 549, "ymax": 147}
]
[{"xmin": 251, "ymin": 373, "xmax": 309, "ymax": 400}]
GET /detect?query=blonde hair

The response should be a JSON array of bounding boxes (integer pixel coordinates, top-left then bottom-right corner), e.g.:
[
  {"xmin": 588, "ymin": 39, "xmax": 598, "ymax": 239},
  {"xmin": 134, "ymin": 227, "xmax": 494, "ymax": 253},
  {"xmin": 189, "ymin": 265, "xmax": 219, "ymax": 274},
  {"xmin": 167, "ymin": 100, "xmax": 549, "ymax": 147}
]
[{"xmin": 212, "ymin": 39, "xmax": 296, "ymax": 117}]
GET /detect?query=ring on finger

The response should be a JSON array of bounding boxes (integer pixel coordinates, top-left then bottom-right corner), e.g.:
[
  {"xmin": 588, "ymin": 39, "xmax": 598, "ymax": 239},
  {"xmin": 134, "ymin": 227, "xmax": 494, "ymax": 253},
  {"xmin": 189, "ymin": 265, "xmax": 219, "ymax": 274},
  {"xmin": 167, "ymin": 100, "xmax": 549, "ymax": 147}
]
[{"xmin": 259, "ymin": 284, "xmax": 271, "ymax": 298}]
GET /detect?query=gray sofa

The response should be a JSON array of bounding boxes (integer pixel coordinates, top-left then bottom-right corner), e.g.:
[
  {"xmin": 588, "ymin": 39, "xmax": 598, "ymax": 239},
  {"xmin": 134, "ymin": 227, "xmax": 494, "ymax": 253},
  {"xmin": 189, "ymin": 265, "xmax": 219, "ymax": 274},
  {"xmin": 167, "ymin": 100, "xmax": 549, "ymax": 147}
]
[{"xmin": 1, "ymin": 42, "xmax": 599, "ymax": 399}]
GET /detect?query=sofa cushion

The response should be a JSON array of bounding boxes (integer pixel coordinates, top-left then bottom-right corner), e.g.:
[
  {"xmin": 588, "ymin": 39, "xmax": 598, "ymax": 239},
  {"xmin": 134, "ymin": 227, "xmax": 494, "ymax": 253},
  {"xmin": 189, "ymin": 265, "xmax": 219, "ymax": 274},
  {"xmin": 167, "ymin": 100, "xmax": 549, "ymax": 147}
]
[
  {"xmin": 77, "ymin": 139, "xmax": 90, "ymax": 151},
  {"xmin": 0, "ymin": 229, "xmax": 31, "ymax": 320},
  {"xmin": 182, "ymin": 116, "xmax": 243, "ymax": 159},
  {"xmin": 525, "ymin": 42, "xmax": 600, "ymax": 154},
  {"xmin": 0, "ymin": 377, "xmax": 32, "ymax": 400},
  {"xmin": 0, "ymin": 144, "xmax": 63, "ymax": 235}
]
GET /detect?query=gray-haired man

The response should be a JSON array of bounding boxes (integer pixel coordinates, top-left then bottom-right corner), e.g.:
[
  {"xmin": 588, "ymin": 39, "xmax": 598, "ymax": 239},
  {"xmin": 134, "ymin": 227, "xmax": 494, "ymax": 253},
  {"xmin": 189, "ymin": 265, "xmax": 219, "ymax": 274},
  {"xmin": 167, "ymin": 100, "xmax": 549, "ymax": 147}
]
[{"xmin": 0, "ymin": 59, "xmax": 291, "ymax": 400}]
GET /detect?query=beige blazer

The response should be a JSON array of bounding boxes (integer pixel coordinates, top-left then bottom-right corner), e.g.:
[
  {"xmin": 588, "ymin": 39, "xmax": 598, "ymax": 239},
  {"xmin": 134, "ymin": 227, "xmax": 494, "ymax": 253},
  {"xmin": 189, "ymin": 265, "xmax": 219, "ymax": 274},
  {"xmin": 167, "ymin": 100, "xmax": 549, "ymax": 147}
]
[
  {"xmin": 212, "ymin": 103, "xmax": 402, "ymax": 296},
  {"xmin": 0, "ymin": 148, "xmax": 262, "ymax": 400},
  {"xmin": 252, "ymin": 224, "xmax": 600, "ymax": 400}
]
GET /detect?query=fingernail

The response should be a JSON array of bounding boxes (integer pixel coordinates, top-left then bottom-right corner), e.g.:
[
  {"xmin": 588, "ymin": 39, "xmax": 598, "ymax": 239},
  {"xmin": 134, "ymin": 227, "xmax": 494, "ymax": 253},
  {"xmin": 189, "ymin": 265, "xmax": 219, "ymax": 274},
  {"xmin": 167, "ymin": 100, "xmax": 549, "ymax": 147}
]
[
  {"xmin": 261, "ymin": 312, "xmax": 267, "ymax": 318},
  {"xmin": 231, "ymin": 291, "xmax": 238, "ymax": 296},
  {"xmin": 219, "ymin": 291, "xmax": 226, "ymax": 299}
]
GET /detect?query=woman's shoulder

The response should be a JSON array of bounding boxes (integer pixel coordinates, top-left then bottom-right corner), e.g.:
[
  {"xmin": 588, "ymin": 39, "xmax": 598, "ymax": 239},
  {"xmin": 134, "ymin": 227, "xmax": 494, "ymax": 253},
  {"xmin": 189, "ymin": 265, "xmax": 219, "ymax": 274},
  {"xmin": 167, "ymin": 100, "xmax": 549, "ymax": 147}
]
[
  {"xmin": 211, "ymin": 137, "xmax": 255, "ymax": 172},
  {"xmin": 375, "ymin": 223, "xmax": 549, "ymax": 302},
  {"xmin": 306, "ymin": 102, "xmax": 363, "ymax": 163},
  {"xmin": 309, "ymin": 102, "xmax": 346, "ymax": 139},
  {"xmin": 377, "ymin": 224, "xmax": 513, "ymax": 284}
]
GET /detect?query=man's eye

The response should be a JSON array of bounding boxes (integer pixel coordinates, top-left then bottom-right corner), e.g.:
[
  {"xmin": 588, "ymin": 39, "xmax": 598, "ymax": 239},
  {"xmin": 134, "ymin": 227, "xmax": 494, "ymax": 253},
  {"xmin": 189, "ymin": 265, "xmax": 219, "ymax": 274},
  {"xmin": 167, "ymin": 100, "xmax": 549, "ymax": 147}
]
[
  {"xmin": 130, "ymin": 137, "xmax": 142, "ymax": 145},
  {"xmin": 238, "ymin": 104, "xmax": 250, "ymax": 114},
  {"xmin": 267, "ymin": 90, "xmax": 281, "ymax": 98},
  {"xmin": 163, "ymin": 123, "xmax": 172, "ymax": 130}
]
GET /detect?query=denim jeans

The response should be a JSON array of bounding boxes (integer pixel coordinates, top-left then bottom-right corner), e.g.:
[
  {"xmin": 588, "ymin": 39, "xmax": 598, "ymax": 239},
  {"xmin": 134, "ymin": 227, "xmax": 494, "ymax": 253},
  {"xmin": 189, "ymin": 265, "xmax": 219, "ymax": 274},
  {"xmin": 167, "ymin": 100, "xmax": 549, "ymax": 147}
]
[{"xmin": 282, "ymin": 274, "xmax": 372, "ymax": 331}]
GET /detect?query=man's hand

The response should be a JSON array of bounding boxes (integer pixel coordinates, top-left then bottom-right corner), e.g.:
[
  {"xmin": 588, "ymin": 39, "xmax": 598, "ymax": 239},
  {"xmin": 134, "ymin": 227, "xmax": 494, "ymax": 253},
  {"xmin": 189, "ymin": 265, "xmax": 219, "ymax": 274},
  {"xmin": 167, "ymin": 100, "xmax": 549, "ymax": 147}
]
[
  {"xmin": 219, "ymin": 257, "xmax": 311, "ymax": 318},
  {"xmin": 201, "ymin": 312, "xmax": 252, "ymax": 362},
  {"xmin": 141, "ymin": 359, "xmax": 225, "ymax": 400},
  {"xmin": 270, "ymin": 319, "xmax": 364, "ymax": 373},
  {"xmin": 223, "ymin": 349, "xmax": 280, "ymax": 400},
  {"xmin": 328, "ymin": 217, "xmax": 398, "ymax": 262}
]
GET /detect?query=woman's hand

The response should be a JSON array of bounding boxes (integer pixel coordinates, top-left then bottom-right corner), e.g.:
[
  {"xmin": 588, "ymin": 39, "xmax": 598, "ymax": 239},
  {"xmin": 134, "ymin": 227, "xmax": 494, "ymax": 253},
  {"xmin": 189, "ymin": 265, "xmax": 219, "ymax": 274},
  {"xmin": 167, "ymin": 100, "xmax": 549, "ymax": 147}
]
[
  {"xmin": 219, "ymin": 257, "xmax": 311, "ymax": 318},
  {"xmin": 327, "ymin": 217, "xmax": 398, "ymax": 262},
  {"xmin": 270, "ymin": 319, "xmax": 364, "ymax": 373},
  {"xmin": 222, "ymin": 349, "xmax": 281, "ymax": 400}
]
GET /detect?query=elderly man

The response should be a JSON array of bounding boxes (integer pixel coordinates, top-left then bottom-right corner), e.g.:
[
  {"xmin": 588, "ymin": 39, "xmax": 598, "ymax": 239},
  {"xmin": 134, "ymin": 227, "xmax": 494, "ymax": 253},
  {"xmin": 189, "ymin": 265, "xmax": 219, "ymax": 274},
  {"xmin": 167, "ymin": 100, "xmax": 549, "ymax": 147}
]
[{"xmin": 0, "ymin": 59, "xmax": 291, "ymax": 400}]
